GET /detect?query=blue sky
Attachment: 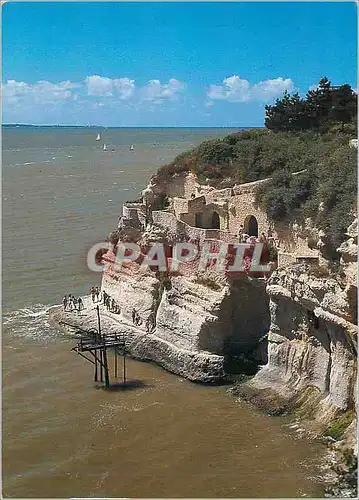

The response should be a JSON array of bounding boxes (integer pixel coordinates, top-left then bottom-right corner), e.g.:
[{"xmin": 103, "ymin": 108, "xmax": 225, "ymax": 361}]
[{"xmin": 2, "ymin": 1, "xmax": 357, "ymax": 127}]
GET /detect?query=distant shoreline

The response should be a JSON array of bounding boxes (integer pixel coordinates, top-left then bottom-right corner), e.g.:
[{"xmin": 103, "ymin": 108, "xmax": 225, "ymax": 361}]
[{"xmin": 2, "ymin": 124, "xmax": 264, "ymax": 130}]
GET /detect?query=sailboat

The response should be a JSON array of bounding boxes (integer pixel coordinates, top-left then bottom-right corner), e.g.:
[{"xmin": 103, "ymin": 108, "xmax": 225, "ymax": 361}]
[
  {"xmin": 96, "ymin": 133, "xmax": 101, "ymax": 141},
  {"xmin": 130, "ymin": 144, "xmax": 134, "ymax": 151},
  {"xmin": 102, "ymin": 144, "xmax": 108, "ymax": 151}
]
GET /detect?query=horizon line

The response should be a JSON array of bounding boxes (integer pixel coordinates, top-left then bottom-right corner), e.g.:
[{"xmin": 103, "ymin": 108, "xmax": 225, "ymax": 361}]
[{"xmin": 2, "ymin": 124, "xmax": 265, "ymax": 129}]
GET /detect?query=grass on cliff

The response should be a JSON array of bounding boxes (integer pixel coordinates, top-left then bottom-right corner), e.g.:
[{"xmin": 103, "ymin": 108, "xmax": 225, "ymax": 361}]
[
  {"xmin": 323, "ymin": 410, "xmax": 355, "ymax": 441},
  {"xmin": 155, "ymin": 127, "xmax": 356, "ymax": 256}
]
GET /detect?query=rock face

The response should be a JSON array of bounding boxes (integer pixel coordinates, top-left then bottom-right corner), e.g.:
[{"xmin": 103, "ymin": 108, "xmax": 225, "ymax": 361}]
[
  {"xmin": 236, "ymin": 230, "xmax": 357, "ymax": 435},
  {"xmin": 98, "ymin": 260, "xmax": 270, "ymax": 382}
]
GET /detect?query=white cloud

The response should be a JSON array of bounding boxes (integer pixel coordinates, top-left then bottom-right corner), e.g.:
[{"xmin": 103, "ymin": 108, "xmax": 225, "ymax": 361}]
[
  {"xmin": 2, "ymin": 80, "xmax": 30, "ymax": 99},
  {"xmin": 207, "ymin": 75, "xmax": 294, "ymax": 103},
  {"xmin": 251, "ymin": 77, "xmax": 294, "ymax": 101},
  {"xmin": 142, "ymin": 78, "xmax": 185, "ymax": 102},
  {"xmin": 2, "ymin": 79, "xmax": 77, "ymax": 106},
  {"xmin": 113, "ymin": 77, "xmax": 135, "ymax": 100},
  {"xmin": 32, "ymin": 80, "xmax": 76, "ymax": 102},
  {"xmin": 208, "ymin": 75, "xmax": 251, "ymax": 102},
  {"xmin": 85, "ymin": 75, "xmax": 114, "ymax": 96},
  {"xmin": 2, "ymin": 76, "xmax": 184, "ymax": 111},
  {"xmin": 2, "ymin": 75, "xmax": 187, "ymax": 124},
  {"xmin": 85, "ymin": 75, "xmax": 135, "ymax": 99}
]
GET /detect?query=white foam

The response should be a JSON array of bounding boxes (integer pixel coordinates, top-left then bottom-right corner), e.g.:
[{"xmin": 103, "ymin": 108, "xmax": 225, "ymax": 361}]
[{"xmin": 3, "ymin": 303, "xmax": 61, "ymax": 341}]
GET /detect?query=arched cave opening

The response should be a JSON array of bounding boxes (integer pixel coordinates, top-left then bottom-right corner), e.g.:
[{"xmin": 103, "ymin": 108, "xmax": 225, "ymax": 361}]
[
  {"xmin": 244, "ymin": 215, "xmax": 259, "ymax": 237},
  {"xmin": 211, "ymin": 211, "xmax": 220, "ymax": 229}
]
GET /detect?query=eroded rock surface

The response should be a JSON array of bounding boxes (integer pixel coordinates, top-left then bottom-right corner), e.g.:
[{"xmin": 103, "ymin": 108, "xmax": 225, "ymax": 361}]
[{"xmin": 236, "ymin": 256, "xmax": 357, "ymax": 436}]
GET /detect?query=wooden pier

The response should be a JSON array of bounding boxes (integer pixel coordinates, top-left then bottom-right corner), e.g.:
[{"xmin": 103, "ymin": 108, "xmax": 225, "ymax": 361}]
[{"xmin": 69, "ymin": 305, "xmax": 127, "ymax": 388}]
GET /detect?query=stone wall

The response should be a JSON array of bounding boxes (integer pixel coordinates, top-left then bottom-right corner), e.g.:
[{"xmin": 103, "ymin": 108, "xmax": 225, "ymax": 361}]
[
  {"xmin": 227, "ymin": 192, "xmax": 269, "ymax": 236},
  {"xmin": 127, "ymin": 170, "xmax": 320, "ymax": 270},
  {"xmin": 173, "ymin": 197, "xmax": 189, "ymax": 217},
  {"xmin": 171, "ymin": 182, "xmax": 269, "ymax": 236},
  {"xmin": 277, "ymin": 252, "xmax": 297, "ymax": 268},
  {"xmin": 151, "ymin": 210, "xmax": 236, "ymax": 244}
]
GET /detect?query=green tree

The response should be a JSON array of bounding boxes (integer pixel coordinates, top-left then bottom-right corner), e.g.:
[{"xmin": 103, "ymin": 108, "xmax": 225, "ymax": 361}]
[
  {"xmin": 306, "ymin": 76, "xmax": 332, "ymax": 130},
  {"xmin": 265, "ymin": 77, "xmax": 357, "ymax": 133},
  {"xmin": 265, "ymin": 92, "xmax": 308, "ymax": 131},
  {"xmin": 329, "ymin": 84, "xmax": 357, "ymax": 128}
]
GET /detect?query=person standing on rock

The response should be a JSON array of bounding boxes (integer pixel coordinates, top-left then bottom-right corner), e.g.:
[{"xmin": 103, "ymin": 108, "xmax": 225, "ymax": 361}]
[
  {"xmin": 68, "ymin": 295, "xmax": 74, "ymax": 311},
  {"xmin": 136, "ymin": 311, "xmax": 141, "ymax": 326},
  {"xmin": 238, "ymin": 224, "xmax": 244, "ymax": 242},
  {"xmin": 111, "ymin": 298, "xmax": 116, "ymax": 312},
  {"xmin": 146, "ymin": 313, "xmax": 155, "ymax": 333},
  {"xmin": 63, "ymin": 296, "xmax": 68, "ymax": 311},
  {"xmin": 132, "ymin": 308, "xmax": 136, "ymax": 324},
  {"xmin": 91, "ymin": 287, "xmax": 96, "ymax": 303},
  {"xmin": 77, "ymin": 297, "xmax": 83, "ymax": 311}
]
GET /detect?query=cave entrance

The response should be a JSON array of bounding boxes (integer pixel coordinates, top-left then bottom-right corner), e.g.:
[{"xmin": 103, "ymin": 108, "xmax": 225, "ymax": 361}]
[
  {"xmin": 244, "ymin": 215, "xmax": 258, "ymax": 237},
  {"xmin": 195, "ymin": 212, "xmax": 203, "ymax": 228},
  {"xmin": 211, "ymin": 211, "xmax": 220, "ymax": 229}
]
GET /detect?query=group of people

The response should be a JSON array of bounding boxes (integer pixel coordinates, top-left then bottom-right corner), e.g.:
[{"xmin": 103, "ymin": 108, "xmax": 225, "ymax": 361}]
[
  {"xmin": 63, "ymin": 295, "xmax": 84, "ymax": 312},
  {"xmin": 64, "ymin": 286, "xmax": 155, "ymax": 331},
  {"xmin": 237, "ymin": 226, "xmax": 277, "ymax": 248},
  {"xmin": 132, "ymin": 308, "xmax": 155, "ymax": 333},
  {"xmin": 90, "ymin": 286, "xmax": 102, "ymax": 302},
  {"xmin": 90, "ymin": 286, "xmax": 121, "ymax": 314},
  {"xmin": 102, "ymin": 290, "xmax": 121, "ymax": 314}
]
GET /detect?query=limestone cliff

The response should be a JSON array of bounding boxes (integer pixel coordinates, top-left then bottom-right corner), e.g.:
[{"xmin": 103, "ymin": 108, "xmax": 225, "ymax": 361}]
[
  {"xmin": 98, "ymin": 257, "xmax": 269, "ymax": 382},
  {"xmin": 235, "ymin": 219, "xmax": 357, "ymax": 449}
]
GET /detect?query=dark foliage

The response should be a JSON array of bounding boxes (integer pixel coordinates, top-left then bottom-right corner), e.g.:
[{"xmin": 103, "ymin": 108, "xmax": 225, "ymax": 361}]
[{"xmin": 265, "ymin": 77, "xmax": 357, "ymax": 133}]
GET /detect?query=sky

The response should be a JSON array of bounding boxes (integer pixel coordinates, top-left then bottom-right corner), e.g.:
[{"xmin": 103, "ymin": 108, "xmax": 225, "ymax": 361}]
[{"xmin": 2, "ymin": 1, "xmax": 357, "ymax": 127}]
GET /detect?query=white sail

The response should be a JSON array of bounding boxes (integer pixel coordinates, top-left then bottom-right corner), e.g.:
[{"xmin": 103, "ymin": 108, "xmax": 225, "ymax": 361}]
[
  {"xmin": 102, "ymin": 144, "xmax": 107, "ymax": 151},
  {"xmin": 96, "ymin": 133, "xmax": 101, "ymax": 141},
  {"xmin": 130, "ymin": 144, "xmax": 134, "ymax": 151}
]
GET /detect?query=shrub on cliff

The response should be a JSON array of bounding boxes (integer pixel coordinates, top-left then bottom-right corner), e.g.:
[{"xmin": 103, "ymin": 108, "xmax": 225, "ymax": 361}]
[{"xmin": 108, "ymin": 230, "xmax": 120, "ymax": 245}]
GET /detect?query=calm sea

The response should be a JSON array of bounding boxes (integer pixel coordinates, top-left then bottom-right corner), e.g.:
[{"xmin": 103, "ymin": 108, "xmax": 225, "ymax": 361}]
[{"xmin": 2, "ymin": 127, "xmax": 327, "ymax": 498}]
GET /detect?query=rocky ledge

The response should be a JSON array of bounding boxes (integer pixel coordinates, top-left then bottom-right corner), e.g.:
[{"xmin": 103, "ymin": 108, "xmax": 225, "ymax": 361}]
[{"xmin": 49, "ymin": 295, "xmax": 226, "ymax": 383}]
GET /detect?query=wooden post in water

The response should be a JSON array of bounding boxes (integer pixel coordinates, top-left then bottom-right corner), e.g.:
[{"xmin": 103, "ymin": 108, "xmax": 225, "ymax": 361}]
[
  {"xmin": 114, "ymin": 339, "xmax": 118, "ymax": 378},
  {"xmin": 100, "ymin": 349, "xmax": 104, "ymax": 382},
  {"xmin": 123, "ymin": 339, "xmax": 126, "ymax": 385},
  {"xmin": 94, "ymin": 349, "xmax": 98, "ymax": 381},
  {"xmin": 96, "ymin": 305, "xmax": 110, "ymax": 388}
]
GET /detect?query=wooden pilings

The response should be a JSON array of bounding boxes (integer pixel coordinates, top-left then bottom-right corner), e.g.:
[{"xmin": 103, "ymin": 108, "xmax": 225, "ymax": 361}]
[{"xmin": 69, "ymin": 308, "xmax": 127, "ymax": 389}]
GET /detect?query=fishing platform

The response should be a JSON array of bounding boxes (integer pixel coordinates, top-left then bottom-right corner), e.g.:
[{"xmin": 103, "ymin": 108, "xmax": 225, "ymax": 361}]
[{"xmin": 68, "ymin": 305, "xmax": 128, "ymax": 388}]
